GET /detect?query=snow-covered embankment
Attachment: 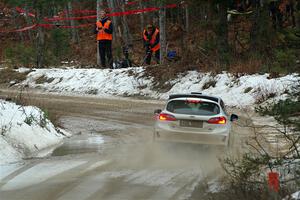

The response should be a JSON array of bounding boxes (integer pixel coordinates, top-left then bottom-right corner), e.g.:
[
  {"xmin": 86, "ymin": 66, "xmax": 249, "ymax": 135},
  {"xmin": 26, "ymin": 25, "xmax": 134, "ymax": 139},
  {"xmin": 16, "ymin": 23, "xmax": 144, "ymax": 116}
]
[
  {"xmin": 21, "ymin": 67, "xmax": 299, "ymax": 108},
  {"xmin": 0, "ymin": 100, "xmax": 67, "ymax": 165}
]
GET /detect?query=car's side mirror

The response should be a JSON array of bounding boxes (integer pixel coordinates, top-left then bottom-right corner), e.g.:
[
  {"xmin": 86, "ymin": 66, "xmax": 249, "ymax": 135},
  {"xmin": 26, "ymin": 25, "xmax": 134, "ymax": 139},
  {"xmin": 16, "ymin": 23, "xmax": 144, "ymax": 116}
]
[
  {"xmin": 230, "ymin": 114, "xmax": 238, "ymax": 122},
  {"xmin": 154, "ymin": 109, "xmax": 162, "ymax": 114}
]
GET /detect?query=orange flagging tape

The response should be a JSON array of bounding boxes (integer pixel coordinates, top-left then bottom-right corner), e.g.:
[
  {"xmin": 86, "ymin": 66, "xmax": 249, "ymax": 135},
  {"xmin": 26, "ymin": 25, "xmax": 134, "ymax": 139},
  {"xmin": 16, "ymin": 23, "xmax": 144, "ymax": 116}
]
[
  {"xmin": 1, "ymin": 3, "xmax": 179, "ymax": 33},
  {"xmin": 44, "ymin": 4, "xmax": 177, "ymax": 22}
]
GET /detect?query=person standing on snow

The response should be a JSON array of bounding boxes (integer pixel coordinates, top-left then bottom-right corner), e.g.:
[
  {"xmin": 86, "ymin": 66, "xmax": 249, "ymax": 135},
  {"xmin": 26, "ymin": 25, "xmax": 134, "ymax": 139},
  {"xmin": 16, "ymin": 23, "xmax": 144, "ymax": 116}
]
[
  {"xmin": 95, "ymin": 10, "xmax": 113, "ymax": 68},
  {"xmin": 142, "ymin": 24, "xmax": 160, "ymax": 65}
]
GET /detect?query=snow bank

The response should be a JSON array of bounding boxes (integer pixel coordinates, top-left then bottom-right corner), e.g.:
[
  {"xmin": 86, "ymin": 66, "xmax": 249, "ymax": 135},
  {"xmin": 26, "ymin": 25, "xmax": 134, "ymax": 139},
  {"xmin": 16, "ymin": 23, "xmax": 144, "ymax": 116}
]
[
  {"xmin": 160, "ymin": 71, "xmax": 299, "ymax": 107},
  {"xmin": 23, "ymin": 67, "xmax": 152, "ymax": 97},
  {"xmin": 0, "ymin": 100, "xmax": 65, "ymax": 165},
  {"xmin": 292, "ymin": 191, "xmax": 300, "ymax": 199},
  {"xmin": 21, "ymin": 67, "xmax": 299, "ymax": 108}
]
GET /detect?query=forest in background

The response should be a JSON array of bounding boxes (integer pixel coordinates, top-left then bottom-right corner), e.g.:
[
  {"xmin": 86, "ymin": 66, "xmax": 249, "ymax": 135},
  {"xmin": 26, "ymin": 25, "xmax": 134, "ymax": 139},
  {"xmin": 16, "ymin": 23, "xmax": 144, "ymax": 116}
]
[
  {"xmin": 0, "ymin": 0, "xmax": 300, "ymax": 76},
  {"xmin": 1, "ymin": 1, "xmax": 300, "ymax": 198}
]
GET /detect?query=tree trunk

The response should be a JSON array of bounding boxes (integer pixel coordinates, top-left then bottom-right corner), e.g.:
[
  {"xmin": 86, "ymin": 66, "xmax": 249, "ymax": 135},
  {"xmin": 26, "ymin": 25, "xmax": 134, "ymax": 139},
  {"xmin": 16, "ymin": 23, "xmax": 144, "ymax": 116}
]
[
  {"xmin": 35, "ymin": 6, "xmax": 45, "ymax": 68},
  {"xmin": 216, "ymin": 1, "xmax": 229, "ymax": 66},
  {"xmin": 181, "ymin": 3, "xmax": 189, "ymax": 64},
  {"xmin": 96, "ymin": 0, "xmax": 103, "ymax": 65},
  {"xmin": 139, "ymin": 0, "xmax": 145, "ymax": 33},
  {"xmin": 159, "ymin": 1, "xmax": 166, "ymax": 65},
  {"xmin": 67, "ymin": 1, "xmax": 79, "ymax": 44},
  {"xmin": 249, "ymin": 1, "xmax": 267, "ymax": 52},
  {"xmin": 120, "ymin": 1, "xmax": 132, "ymax": 46},
  {"xmin": 107, "ymin": 0, "xmax": 118, "ymax": 41},
  {"xmin": 250, "ymin": 0, "xmax": 259, "ymax": 49},
  {"xmin": 114, "ymin": 0, "xmax": 124, "ymax": 44},
  {"xmin": 24, "ymin": 4, "xmax": 33, "ymax": 42},
  {"xmin": 184, "ymin": 4, "xmax": 189, "ymax": 33},
  {"xmin": 12, "ymin": 10, "xmax": 24, "ymax": 41}
]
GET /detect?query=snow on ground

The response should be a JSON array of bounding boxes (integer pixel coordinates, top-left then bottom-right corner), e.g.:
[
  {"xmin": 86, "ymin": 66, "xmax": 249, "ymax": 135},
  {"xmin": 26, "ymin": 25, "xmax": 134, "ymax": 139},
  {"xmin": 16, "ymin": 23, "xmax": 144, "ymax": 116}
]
[
  {"xmin": 0, "ymin": 100, "xmax": 66, "ymax": 165},
  {"xmin": 22, "ymin": 67, "xmax": 152, "ymax": 97},
  {"xmin": 292, "ymin": 191, "xmax": 300, "ymax": 199},
  {"xmin": 20, "ymin": 67, "xmax": 299, "ymax": 107},
  {"xmin": 1, "ymin": 160, "xmax": 87, "ymax": 191},
  {"xmin": 0, "ymin": 163, "xmax": 23, "ymax": 181}
]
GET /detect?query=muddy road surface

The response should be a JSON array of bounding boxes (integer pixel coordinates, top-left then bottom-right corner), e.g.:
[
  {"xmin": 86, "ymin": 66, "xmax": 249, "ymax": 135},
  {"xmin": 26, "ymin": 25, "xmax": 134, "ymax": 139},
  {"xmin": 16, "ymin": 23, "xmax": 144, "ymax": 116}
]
[{"xmin": 0, "ymin": 89, "xmax": 249, "ymax": 200}]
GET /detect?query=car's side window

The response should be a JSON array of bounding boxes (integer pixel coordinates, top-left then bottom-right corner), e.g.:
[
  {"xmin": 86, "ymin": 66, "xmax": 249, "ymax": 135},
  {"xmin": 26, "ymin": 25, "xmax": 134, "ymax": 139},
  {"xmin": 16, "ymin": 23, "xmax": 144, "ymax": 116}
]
[{"xmin": 220, "ymin": 100, "xmax": 228, "ymax": 114}]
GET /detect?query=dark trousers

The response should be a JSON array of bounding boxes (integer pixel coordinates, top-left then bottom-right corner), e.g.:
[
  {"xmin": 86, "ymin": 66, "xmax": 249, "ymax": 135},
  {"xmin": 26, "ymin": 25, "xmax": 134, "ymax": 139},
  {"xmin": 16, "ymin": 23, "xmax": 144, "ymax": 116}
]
[
  {"xmin": 145, "ymin": 49, "xmax": 160, "ymax": 65},
  {"xmin": 98, "ymin": 40, "xmax": 113, "ymax": 68}
]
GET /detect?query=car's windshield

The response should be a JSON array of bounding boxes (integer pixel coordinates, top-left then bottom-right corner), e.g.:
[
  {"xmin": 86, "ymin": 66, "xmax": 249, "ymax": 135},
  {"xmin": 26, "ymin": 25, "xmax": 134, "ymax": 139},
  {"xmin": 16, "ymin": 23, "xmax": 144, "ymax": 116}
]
[{"xmin": 166, "ymin": 100, "xmax": 220, "ymax": 116}]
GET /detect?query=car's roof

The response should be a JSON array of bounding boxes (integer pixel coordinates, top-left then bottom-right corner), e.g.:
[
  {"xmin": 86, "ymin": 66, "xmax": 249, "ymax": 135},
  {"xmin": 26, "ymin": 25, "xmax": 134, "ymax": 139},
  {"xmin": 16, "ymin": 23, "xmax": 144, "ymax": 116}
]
[{"xmin": 168, "ymin": 93, "xmax": 220, "ymax": 103}]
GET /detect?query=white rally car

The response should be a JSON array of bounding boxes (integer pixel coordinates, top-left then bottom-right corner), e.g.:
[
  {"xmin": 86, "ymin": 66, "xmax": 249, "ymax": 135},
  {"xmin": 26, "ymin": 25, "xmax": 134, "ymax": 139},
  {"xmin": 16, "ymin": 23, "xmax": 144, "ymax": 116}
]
[{"xmin": 154, "ymin": 92, "xmax": 238, "ymax": 146}]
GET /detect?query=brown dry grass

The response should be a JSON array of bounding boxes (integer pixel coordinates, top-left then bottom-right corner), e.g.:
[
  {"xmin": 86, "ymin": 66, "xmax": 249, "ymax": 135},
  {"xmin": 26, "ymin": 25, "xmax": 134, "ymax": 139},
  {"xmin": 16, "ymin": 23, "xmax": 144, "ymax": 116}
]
[
  {"xmin": 142, "ymin": 62, "xmax": 204, "ymax": 92},
  {"xmin": 229, "ymin": 58, "xmax": 263, "ymax": 74},
  {"xmin": 35, "ymin": 75, "xmax": 54, "ymax": 84},
  {"xmin": 0, "ymin": 67, "xmax": 30, "ymax": 84}
]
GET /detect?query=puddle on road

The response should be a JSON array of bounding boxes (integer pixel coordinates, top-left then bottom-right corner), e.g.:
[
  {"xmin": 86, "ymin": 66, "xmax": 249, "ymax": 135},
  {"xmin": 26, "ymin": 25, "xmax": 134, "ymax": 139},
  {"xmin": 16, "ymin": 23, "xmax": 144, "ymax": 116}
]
[
  {"xmin": 52, "ymin": 116, "xmax": 125, "ymax": 156},
  {"xmin": 52, "ymin": 135, "xmax": 105, "ymax": 156}
]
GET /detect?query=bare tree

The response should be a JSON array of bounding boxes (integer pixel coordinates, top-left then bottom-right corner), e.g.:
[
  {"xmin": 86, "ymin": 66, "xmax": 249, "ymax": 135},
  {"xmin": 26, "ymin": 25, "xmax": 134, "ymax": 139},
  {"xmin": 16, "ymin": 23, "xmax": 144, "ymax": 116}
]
[
  {"xmin": 119, "ymin": 0, "xmax": 133, "ymax": 47},
  {"xmin": 107, "ymin": 0, "xmax": 118, "ymax": 40},
  {"xmin": 24, "ymin": 4, "xmax": 33, "ymax": 42},
  {"xmin": 12, "ymin": 9, "xmax": 24, "ymax": 41},
  {"xmin": 215, "ymin": 1, "xmax": 229, "ymax": 66},
  {"xmin": 139, "ymin": 0, "xmax": 145, "ymax": 33},
  {"xmin": 33, "ymin": 0, "xmax": 45, "ymax": 68},
  {"xmin": 159, "ymin": 0, "xmax": 166, "ymax": 64},
  {"xmin": 67, "ymin": 1, "xmax": 79, "ymax": 44},
  {"xmin": 96, "ymin": 0, "xmax": 103, "ymax": 65},
  {"xmin": 184, "ymin": 3, "xmax": 189, "ymax": 33}
]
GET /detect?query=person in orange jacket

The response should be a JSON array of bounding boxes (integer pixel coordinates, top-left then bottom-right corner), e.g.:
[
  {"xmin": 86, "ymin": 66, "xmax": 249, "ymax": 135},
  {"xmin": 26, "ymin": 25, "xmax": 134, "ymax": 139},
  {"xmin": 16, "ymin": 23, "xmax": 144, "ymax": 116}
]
[
  {"xmin": 143, "ymin": 24, "xmax": 160, "ymax": 65},
  {"xmin": 95, "ymin": 10, "xmax": 113, "ymax": 68}
]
